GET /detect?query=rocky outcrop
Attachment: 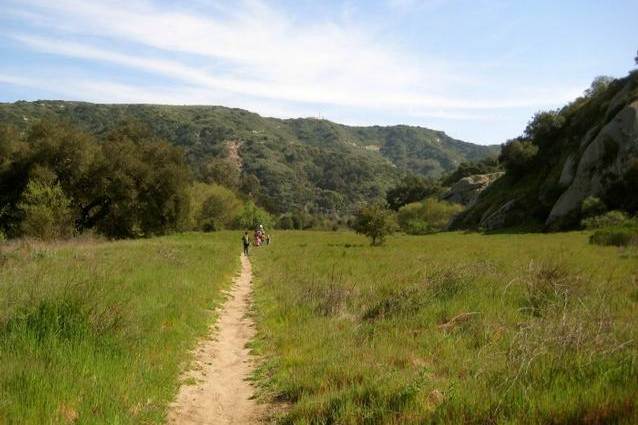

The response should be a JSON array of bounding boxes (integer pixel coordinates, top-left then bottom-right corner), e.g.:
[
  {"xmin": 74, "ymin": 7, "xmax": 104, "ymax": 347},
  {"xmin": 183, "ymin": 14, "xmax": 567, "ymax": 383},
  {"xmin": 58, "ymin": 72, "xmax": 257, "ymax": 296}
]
[
  {"xmin": 479, "ymin": 199, "xmax": 518, "ymax": 231},
  {"xmin": 450, "ymin": 72, "xmax": 638, "ymax": 231},
  {"xmin": 558, "ymin": 154, "xmax": 577, "ymax": 187},
  {"xmin": 442, "ymin": 172, "xmax": 504, "ymax": 206},
  {"xmin": 547, "ymin": 101, "xmax": 638, "ymax": 226}
]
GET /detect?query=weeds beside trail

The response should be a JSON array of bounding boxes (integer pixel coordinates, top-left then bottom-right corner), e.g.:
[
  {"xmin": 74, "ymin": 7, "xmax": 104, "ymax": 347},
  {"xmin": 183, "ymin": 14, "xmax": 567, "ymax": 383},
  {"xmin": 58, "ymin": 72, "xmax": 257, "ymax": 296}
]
[
  {"xmin": 250, "ymin": 231, "xmax": 638, "ymax": 424},
  {"xmin": 0, "ymin": 232, "xmax": 238, "ymax": 424}
]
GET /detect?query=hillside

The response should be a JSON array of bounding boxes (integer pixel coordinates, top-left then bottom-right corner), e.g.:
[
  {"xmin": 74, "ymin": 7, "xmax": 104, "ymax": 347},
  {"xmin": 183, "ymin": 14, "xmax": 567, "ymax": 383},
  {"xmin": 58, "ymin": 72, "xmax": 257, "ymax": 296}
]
[
  {"xmin": 0, "ymin": 101, "xmax": 496, "ymax": 213},
  {"xmin": 451, "ymin": 71, "xmax": 638, "ymax": 231}
]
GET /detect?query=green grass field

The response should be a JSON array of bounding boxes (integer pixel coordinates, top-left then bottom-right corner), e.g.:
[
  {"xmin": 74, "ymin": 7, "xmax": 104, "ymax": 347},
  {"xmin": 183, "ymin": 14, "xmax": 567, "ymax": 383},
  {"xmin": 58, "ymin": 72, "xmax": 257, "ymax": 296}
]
[
  {"xmin": 0, "ymin": 232, "xmax": 239, "ymax": 424},
  {"xmin": 250, "ymin": 231, "xmax": 638, "ymax": 424},
  {"xmin": 1, "ymin": 230, "xmax": 636, "ymax": 424}
]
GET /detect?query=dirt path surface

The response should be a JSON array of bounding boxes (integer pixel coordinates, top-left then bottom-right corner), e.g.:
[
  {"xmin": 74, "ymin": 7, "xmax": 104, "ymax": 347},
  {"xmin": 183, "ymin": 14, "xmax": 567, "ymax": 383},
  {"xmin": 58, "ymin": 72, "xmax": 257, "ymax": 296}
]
[{"xmin": 168, "ymin": 254, "xmax": 265, "ymax": 425}]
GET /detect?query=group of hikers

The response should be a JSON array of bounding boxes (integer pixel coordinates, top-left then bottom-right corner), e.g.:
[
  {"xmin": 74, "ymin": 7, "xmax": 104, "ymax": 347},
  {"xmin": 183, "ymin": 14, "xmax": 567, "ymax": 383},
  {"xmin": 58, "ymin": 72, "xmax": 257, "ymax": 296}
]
[{"xmin": 242, "ymin": 224, "xmax": 271, "ymax": 256}]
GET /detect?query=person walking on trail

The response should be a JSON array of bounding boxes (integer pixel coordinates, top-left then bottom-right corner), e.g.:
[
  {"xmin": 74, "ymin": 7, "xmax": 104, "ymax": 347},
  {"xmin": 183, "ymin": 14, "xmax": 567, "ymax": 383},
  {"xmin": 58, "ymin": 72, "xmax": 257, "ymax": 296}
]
[{"xmin": 242, "ymin": 231, "xmax": 250, "ymax": 256}]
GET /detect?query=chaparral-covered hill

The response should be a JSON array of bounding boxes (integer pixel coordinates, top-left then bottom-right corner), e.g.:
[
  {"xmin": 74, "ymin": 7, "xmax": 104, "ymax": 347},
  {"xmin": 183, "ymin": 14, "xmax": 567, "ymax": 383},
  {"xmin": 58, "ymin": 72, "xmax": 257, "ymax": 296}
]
[{"xmin": 0, "ymin": 101, "xmax": 497, "ymax": 213}]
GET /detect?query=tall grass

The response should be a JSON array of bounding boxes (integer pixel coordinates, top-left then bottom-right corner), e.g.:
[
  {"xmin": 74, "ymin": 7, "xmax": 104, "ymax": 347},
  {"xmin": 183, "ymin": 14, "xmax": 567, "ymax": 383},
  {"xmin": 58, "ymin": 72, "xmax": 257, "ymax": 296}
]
[
  {"xmin": 0, "ymin": 232, "xmax": 239, "ymax": 424},
  {"xmin": 250, "ymin": 231, "xmax": 638, "ymax": 424}
]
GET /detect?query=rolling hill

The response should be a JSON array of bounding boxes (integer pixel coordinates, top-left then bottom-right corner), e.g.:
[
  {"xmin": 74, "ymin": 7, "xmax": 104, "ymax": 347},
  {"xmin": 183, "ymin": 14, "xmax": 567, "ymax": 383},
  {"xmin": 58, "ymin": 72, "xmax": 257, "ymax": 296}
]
[{"xmin": 0, "ymin": 101, "xmax": 497, "ymax": 213}]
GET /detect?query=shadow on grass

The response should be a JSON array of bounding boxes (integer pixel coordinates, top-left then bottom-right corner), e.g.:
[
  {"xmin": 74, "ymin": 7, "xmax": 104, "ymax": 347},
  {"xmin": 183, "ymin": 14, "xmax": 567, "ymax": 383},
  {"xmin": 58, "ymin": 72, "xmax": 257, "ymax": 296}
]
[{"xmin": 327, "ymin": 243, "xmax": 365, "ymax": 248}]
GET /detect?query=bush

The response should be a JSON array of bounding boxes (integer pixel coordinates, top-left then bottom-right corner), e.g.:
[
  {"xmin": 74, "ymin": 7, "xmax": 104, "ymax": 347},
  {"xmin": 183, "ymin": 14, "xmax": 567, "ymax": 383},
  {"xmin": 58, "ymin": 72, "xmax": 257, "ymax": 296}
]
[
  {"xmin": 581, "ymin": 210, "xmax": 634, "ymax": 229},
  {"xmin": 18, "ymin": 171, "xmax": 73, "ymax": 240},
  {"xmin": 603, "ymin": 157, "xmax": 638, "ymax": 213},
  {"xmin": 524, "ymin": 110, "xmax": 565, "ymax": 144},
  {"xmin": 499, "ymin": 138, "xmax": 539, "ymax": 176},
  {"xmin": 277, "ymin": 214, "xmax": 294, "ymax": 230},
  {"xmin": 584, "ymin": 76, "xmax": 615, "ymax": 98},
  {"xmin": 190, "ymin": 183, "xmax": 242, "ymax": 231},
  {"xmin": 234, "ymin": 201, "xmax": 273, "ymax": 230},
  {"xmin": 580, "ymin": 196, "xmax": 607, "ymax": 219},
  {"xmin": 351, "ymin": 202, "xmax": 398, "ymax": 245},
  {"xmin": 589, "ymin": 227, "xmax": 638, "ymax": 247},
  {"xmin": 397, "ymin": 198, "xmax": 463, "ymax": 235},
  {"xmin": 386, "ymin": 175, "xmax": 442, "ymax": 210}
]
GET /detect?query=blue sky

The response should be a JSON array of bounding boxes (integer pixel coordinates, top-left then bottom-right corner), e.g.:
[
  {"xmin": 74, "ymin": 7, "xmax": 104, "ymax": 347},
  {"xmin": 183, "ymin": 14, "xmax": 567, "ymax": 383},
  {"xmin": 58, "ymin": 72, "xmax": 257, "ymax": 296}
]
[{"xmin": 0, "ymin": 0, "xmax": 636, "ymax": 145}]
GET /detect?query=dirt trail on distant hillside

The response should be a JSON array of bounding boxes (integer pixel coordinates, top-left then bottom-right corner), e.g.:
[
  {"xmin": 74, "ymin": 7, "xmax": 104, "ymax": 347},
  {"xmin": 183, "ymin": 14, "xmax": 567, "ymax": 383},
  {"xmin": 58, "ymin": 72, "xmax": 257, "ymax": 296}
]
[
  {"xmin": 227, "ymin": 140, "xmax": 243, "ymax": 172},
  {"xmin": 168, "ymin": 254, "xmax": 265, "ymax": 425}
]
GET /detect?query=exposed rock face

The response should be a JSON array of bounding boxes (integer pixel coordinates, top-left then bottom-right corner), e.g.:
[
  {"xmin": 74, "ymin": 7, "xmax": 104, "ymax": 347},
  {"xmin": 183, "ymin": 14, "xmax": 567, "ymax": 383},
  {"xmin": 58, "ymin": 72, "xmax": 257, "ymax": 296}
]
[
  {"xmin": 558, "ymin": 154, "xmax": 577, "ymax": 187},
  {"xmin": 442, "ymin": 172, "xmax": 504, "ymax": 206},
  {"xmin": 547, "ymin": 101, "xmax": 638, "ymax": 226},
  {"xmin": 479, "ymin": 199, "xmax": 517, "ymax": 231}
]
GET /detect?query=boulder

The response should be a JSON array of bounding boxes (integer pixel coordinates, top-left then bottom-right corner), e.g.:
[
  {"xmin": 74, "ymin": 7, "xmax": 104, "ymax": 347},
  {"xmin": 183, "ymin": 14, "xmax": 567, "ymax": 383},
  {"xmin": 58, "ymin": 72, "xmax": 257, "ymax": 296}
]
[
  {"xmin": 558, "ymin": 154, "xmax": 577, "ymax": 187},
  {"xmin": 442, "ymin": 172, "xmax": 504, "ymax": 206},
  {"xmin": 547, "ymin": 101, "xmax": 638, "ymax": 226}
]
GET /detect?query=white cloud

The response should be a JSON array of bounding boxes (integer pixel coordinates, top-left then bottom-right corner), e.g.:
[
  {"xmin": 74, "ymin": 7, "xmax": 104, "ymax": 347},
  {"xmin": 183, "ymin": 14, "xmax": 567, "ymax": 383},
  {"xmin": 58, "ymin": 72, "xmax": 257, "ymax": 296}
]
[{"xmin": 0, "ymin": 0, "xmax": 588, "ymax": 143}]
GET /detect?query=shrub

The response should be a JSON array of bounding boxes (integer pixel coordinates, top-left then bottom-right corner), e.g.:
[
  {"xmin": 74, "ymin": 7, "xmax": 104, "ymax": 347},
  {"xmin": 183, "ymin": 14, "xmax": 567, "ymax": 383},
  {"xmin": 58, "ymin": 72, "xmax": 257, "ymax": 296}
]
[
  {"xmin": 604, "ymin": 157, "xmax": 638, "ymax": 213},
  {"xmin": 351, "ymin": 202, "xmax": 398, "ymax": 245},
  {"xmin": 277, "ymin": 214, "xmax": 294, "ymax": 230},
  {"xmin": 524, "ymin": 110, "xmax": 565, "ymax": 144},
  {"xmin": 386, "ymin": 175, "xmax": 442, "ymax": 210},
  {"xmin": 397, "ymin": 198, "xmax": 463, "ymax": 235},
  {"xmin": 584, "ymin": 76, "xmax": 615, "ymax": 98},
  {"xmin": 499, "ymin": 138, "xmax": 539, "ymax": 176},
  {"xmin": 581, "ymin": 210, "xmax": 634, "ymax": 229},
  {"xmin": 190, "ymin": 183, "xmax": 242, "ymax": 231},
  {"xmin": 523, "ymin": 261, "xmax": 580, "ymax": 316},
  {"xmin": 580, "ymin": 196, "xmax": 607, "ymax": 219},
  {"xmin": 234, "ymin": 201, "xmax": 273, "ymax": 230},
  {"xmin": 17, "ymin": 169, "xmax": 73, "ymax": 240},
  {"xmin": 589, "ymin": 227, "xmax": 638, "ymax": 247}
]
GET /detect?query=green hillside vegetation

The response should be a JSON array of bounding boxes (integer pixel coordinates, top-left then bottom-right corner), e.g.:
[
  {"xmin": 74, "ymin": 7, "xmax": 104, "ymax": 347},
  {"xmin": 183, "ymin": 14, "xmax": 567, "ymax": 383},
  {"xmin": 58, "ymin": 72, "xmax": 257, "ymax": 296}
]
[
  {"xmin": 0, "ymin": 121, "xmax": 192, "ymax": 239},
  {"xmin": 0, "ymin": 101, "xmax": 496, "ymax": 217},
  {"xmin": 452, "ymin": 72, "xmax": 638, "ymax": 231},
  {"xmin": 250, "ymin": 231, "xmax": 638, "ymax": 424},
  {"xmin": 0, "ymin": 233, "xmax": 238, "ymax": 424}
]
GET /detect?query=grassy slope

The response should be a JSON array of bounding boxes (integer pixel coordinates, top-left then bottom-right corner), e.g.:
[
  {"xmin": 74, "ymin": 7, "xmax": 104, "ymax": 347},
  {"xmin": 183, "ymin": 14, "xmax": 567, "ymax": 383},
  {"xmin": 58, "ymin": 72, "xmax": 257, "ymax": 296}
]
[
  {"xmin": 0, "ymin": 232, "xmax": 239, "ymax": 424},
  {"xmin": 250, "ymin": 231, "xmax": 637, "ymax": 424}
]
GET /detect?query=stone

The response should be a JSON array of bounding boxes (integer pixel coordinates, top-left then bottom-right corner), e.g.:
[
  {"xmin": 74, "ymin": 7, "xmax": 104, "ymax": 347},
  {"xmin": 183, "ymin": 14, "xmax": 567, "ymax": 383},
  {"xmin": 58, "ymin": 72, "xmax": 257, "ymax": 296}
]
[
  {"xmin": 547, "ymin": 101, "xmax": 638, "ymax": 225},
  {"xmin": 442, "ymin": 172, "xmax": 504, "ymax": 207}
]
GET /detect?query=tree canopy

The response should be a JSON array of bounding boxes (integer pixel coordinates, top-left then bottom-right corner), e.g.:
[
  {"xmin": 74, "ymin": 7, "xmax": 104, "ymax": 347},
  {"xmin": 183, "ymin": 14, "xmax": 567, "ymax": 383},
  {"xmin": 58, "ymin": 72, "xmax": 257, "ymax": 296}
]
[
  {"xmin": 351, "ymin": 202, "xmax": 398, "ymax": 245},
  {"xmin": 0, "ymin": 121, "xmax": 192, "ymax": 239}
]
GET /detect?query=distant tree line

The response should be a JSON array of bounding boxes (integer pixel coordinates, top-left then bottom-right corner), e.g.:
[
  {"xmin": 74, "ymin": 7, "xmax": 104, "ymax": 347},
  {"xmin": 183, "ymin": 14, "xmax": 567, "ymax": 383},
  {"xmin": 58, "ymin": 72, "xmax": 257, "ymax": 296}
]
[
  {"xmin": 0, "ymin": 115, "xmax": 527, "ymax": 243},
  {"xmin": 0, "ymin": 121, "xmax": 191, "ymax": 239},
  {"xmin": 0, "ymin": 120, "xmax": 274, "ymax": 240}
]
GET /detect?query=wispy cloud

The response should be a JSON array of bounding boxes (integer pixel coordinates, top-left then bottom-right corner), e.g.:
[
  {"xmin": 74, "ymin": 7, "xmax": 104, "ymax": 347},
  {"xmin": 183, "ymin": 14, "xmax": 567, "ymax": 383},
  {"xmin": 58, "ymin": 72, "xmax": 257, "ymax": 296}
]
[{"xmin": 0, "ymin": 0, "xmax": 589, "ymax": 143}]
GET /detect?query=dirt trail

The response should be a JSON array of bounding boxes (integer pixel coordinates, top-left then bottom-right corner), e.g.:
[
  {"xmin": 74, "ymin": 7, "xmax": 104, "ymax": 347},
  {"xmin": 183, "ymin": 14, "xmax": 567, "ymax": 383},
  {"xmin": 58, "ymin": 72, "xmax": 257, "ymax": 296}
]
[
  {"xmin": 168, "ymin": 254, "xmax": 265, "ymax": 425},
  {"xmin": 226, "ymin": 140, "xmax": 243, "ymax": 172}
]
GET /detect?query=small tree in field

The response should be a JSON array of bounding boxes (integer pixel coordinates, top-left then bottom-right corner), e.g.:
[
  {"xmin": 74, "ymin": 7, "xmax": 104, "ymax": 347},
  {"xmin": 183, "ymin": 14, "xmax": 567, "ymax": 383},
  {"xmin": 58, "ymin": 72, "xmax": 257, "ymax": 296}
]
[{"xmin": 351, "ymin": 202, "xmax": 397, "ymax": 245}]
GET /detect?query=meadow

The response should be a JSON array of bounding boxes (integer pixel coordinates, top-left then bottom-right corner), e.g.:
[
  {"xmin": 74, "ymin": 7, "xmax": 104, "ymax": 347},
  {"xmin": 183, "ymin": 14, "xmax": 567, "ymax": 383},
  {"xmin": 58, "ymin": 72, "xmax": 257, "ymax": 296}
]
[
  {"xmin": 1, "ymin": 230, "xmax": 636, "ymax": 424},
  {"xmin": 0, "ymin": 232, "xmax": 239, "ymax": 424},
  {"xmin": 250, "ymin": 231, "xmax": 638, "ymax": 424}
]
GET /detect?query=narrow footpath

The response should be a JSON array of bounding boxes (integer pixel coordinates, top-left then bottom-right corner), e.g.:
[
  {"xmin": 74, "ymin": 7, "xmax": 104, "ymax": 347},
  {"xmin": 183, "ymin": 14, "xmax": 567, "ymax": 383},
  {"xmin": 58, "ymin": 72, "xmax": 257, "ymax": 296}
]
[{"xmin": 168, "ymin": 254, "xmax": 265, "ymax": 425}]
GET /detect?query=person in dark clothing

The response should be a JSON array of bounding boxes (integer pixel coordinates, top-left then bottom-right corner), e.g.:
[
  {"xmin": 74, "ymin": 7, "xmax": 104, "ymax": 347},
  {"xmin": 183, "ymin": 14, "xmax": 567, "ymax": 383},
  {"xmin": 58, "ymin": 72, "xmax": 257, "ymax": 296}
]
[{"xmin": 242, "ymin": 231, "xmax": 250, "ymax": 256}]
